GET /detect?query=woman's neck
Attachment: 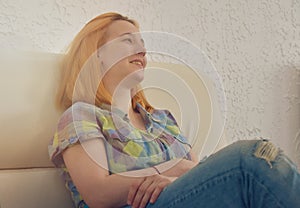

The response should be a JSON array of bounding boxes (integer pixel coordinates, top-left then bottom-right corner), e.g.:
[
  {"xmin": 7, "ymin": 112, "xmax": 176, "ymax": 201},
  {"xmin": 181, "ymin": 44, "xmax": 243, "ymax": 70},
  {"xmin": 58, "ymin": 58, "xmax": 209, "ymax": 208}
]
[{"xmin": 111, "ymin": 85, "xmax": 133, "ymax": 115}]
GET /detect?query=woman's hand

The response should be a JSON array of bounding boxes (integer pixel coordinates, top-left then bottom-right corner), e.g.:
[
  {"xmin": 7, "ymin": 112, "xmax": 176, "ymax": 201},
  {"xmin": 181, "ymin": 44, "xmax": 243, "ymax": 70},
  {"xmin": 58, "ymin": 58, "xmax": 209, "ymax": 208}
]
[{"xmin": 127, "ymin": 175, "xmax": 177, "ymax": 208}]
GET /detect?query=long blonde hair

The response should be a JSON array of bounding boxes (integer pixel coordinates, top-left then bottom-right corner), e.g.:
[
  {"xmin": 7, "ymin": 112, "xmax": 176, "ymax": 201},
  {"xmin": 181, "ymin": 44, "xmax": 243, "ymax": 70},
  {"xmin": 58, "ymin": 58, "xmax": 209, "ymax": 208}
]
[{"xmin": 56, "ymin": 12, "xmax": 153, "ymax": 112}]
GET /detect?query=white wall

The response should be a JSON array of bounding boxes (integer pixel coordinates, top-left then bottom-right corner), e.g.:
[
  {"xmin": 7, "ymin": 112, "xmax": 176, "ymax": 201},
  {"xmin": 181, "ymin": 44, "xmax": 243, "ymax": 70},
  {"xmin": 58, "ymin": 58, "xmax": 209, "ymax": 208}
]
[{"xmin": 1, "ymin": 0, "xmax": 299, "ymax": 165}]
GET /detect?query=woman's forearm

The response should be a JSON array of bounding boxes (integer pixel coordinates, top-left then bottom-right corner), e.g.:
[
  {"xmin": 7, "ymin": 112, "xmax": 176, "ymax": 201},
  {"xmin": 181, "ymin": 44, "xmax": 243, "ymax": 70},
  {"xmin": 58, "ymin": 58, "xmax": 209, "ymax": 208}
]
[
  {"xmin": 120, "ymin": 158, "xmax": 197, "ymax": 178},
  {"xmin": 64, "ymin": 142, "xmax": 197, "ymax": 208},
  {"xmin": 119, "ymin": 158, "xmax": 197, "ymax": 178},
  {"xmin": 121, "ymin": 150, "xmax": 198, "ymax": 178},
  {"xmin": 95, "ymin": 160, "xmax": 187, "ymax": 207},
  {"xmin": 155, "ymin": 150, "xmax": 199, "ymax": 177},
  {"xmin": 156, "ymin": 158, "xmax": 198, "ymax": 177},
  {"xmin": 98, "ymin": 167, "xmax": 178, "ymax": 208}
]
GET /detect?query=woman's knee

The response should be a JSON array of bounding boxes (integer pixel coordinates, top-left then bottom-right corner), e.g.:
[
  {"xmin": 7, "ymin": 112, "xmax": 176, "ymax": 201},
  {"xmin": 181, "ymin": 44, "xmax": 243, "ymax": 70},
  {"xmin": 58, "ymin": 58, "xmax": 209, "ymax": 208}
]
[
  {"xmin": 230, "ymin": 139, "xmax": 280, "ymax": 169},
  {"xmin": 252, "ymin": 139, "xmax": 281, "ymax": 168}
]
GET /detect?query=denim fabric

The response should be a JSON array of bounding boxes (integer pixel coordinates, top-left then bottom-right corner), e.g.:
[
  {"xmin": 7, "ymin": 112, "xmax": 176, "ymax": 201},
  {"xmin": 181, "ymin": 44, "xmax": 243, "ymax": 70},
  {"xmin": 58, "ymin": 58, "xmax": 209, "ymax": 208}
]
[{"xmin": 124, "ymin": 140, "xmax": 300, "ymax": 208}]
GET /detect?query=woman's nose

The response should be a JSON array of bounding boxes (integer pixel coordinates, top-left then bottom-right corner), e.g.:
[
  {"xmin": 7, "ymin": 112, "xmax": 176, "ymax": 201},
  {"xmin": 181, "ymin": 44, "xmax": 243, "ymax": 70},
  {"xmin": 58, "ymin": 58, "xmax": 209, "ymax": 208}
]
[
  {"xmin": 135, "ymin": 45, "xmax": 146, "ymax": 56},
  {"xmin": 134, "ymin": 39, "xmax": 146, "ymax": 56},
  {"xmin": 138, "ymin": 51, "xmax": 146, "ymax": 57}
]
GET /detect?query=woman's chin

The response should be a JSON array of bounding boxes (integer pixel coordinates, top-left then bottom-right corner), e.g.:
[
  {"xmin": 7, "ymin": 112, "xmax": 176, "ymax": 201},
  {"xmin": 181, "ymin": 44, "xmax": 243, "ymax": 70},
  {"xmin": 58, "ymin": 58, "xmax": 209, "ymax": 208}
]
[
  {"xmin": 130, "ymin": 71, "xmax": 144, "ymax": 86},
  {"xmin": 119, "ymin": 69, "xmax": 144, "ymax": 88},
  {"xmin": 134, "ymin": 69, "xmax": 144, "ymax": 81}
]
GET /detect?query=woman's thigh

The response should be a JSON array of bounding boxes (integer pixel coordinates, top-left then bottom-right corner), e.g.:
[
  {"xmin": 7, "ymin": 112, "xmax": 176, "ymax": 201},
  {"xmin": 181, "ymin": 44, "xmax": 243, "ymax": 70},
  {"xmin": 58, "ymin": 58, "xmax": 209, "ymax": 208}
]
[{"xmin": 145, "ymin": 139, "xmax": 300, "ymax": 208}]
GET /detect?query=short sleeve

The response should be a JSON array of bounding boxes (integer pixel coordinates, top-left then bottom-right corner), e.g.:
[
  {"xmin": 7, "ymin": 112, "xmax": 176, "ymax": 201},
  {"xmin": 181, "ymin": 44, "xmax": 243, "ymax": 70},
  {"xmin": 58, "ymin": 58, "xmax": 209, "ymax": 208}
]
[{"xmin": 48, "ymin": 102, "xmax": 104, "ymax": 167}]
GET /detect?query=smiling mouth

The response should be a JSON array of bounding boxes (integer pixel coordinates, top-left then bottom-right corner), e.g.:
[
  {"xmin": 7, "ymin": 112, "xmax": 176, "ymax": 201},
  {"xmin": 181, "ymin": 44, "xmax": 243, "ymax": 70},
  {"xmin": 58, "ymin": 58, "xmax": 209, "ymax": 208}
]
[{"xmin": 130, "ymin": 60, "xmax": 144, "ymax": 68}]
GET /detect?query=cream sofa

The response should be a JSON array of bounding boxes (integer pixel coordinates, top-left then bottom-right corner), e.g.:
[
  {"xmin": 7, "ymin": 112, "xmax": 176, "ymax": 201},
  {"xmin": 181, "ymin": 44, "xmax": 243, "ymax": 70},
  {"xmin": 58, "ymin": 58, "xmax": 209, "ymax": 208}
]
[{"xmin": 0, "ymin": 51, "xmax": 227, "ymax": 208}]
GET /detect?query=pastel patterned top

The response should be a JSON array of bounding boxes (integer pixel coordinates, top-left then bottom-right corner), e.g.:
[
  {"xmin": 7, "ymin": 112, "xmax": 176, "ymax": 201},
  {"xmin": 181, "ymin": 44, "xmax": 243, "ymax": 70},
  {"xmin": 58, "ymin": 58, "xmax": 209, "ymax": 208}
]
[{"xmin": 48, "ymin": 101, "xmax": 192, "ymax": 208}]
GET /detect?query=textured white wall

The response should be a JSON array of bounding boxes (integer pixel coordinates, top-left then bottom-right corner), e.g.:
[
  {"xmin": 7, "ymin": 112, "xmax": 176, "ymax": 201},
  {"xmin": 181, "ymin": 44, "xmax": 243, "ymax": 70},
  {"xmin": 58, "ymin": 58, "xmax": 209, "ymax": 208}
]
[{"xmin": 1, "ymin": 0, "xmax": 299, "ymax": 165}]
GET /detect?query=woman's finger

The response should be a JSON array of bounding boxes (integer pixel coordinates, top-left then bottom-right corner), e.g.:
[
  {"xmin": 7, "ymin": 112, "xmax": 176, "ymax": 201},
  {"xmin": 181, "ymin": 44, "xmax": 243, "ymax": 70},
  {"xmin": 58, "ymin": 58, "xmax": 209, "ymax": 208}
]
[
  {"xmin": 150, "ymin": 181, "xmax": 167, "ymax": 204},
  {"xmin": 127, "ymin": 177, "xmax": 145, "ymax": 205},
  {"xmin": 131, "ymin": 177, "xmax": 154, "ymax": 208},
  {"xmin": 138, "ymin": 181, "xmax": 158, "ymax": 208}
]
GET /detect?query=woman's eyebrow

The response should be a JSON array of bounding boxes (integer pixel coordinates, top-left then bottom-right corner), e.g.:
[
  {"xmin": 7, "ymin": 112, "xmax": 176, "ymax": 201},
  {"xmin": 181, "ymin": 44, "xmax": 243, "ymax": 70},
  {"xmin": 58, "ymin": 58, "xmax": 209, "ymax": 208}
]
[{"xmin": 118, "ymin": 32, "xmax": 133, "ymax": 37}]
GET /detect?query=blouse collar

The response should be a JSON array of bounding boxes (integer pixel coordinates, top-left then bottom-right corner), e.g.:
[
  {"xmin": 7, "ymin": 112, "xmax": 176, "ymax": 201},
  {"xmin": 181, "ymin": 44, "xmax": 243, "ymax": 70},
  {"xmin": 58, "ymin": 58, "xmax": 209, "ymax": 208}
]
[{"xmin": 99, "ymin": 102, "xmax": 163, "ymax": 125}]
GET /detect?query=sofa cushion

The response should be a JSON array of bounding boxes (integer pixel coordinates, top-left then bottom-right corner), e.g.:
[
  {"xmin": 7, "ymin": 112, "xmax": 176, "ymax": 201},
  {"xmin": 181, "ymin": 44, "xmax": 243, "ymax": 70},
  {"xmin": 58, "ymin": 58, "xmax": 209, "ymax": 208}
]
[
  {"xmin": 0, "ymin": 51, "xmax": 63, "ymax": 169},
  {"xmin": 0, "ymin": 168, "xmax": 73, "ymax": 208}
]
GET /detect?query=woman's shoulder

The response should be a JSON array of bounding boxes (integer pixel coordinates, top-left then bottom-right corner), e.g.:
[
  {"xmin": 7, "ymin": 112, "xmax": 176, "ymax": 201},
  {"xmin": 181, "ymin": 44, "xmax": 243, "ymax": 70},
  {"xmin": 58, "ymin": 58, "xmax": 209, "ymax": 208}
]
[
  {"xmin": 62, "ymin": 101, "xmax": 101, "ymax": 115},
  {"xmin": 49, "ymin": 102, "xmax": 106, "ymax": 167},
  {"xmin": 57, "ymin": 102, "xmax": 109, "ymax": 129},
  {"xmin": 61, "ymin": 102, "xmax": 109, "ymax": 118}
]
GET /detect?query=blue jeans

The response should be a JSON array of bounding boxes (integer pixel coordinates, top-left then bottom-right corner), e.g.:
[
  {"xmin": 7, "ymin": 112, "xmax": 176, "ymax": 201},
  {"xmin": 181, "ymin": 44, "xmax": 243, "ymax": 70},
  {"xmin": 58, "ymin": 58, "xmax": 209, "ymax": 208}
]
[{"xmin": 124, "ymin": 139, "xmax": 300, "ymax": 208}]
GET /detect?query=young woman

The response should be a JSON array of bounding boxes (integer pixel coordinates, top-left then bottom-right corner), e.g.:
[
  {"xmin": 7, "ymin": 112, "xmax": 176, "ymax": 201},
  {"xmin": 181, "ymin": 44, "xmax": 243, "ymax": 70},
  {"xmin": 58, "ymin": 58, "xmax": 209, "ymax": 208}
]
[{"xmin": 49, "ymin": 12, "xmax": 300, "ymax": 208}]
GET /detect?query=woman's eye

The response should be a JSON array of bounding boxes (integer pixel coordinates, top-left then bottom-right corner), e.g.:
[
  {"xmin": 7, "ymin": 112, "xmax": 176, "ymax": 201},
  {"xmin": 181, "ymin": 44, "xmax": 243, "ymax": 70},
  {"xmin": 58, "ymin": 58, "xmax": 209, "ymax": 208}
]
[{"xmin": 123, "ymin": 38, "xmax": 133, "ymax": 44}]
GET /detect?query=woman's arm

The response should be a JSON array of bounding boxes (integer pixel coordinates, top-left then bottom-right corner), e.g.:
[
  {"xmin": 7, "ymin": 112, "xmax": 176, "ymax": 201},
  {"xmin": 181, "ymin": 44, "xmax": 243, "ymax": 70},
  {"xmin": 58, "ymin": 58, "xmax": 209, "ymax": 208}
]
[
  {"xmin": 63, "ymin": 140, "xmax": 134, "ymax": 208},
  {"xmin": 63, "ymin": 138, "xmax": 177, "ymax": 208},
  {"xmin": 153, "ymin": 150, "xmax": 198, "ymax": 177},
  {"xmin": 121, "ymin": 150, "xmax": 198, "ymax": 178}
]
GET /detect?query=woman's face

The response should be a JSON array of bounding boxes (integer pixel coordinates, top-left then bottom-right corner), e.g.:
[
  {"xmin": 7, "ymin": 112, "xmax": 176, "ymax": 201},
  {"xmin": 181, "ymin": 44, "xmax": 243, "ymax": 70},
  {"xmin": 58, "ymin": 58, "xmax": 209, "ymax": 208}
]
[{"xmin": 99, "ymin": 20, "xmax": 147, "ymax": 90}]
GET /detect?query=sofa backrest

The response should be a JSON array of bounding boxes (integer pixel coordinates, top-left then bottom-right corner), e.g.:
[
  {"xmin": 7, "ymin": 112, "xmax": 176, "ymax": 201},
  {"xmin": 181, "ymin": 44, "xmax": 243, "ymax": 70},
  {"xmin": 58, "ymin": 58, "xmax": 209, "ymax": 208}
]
[
  {"xmin": 0, "ymin": 51, "xmax": 74, "ymax": 208},
  {"xmin": 0, "ymin": 51, "xmax": 64, "ymax": 169},
  {"xmin": 0, "ymin": 50, "xmax": 226, "ymax": 208},
  {"xmin": 0, "ymin": 51, "xmax": 226, "ymax": 170}
]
